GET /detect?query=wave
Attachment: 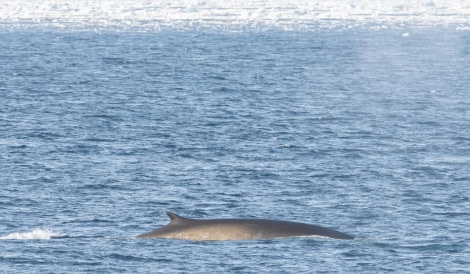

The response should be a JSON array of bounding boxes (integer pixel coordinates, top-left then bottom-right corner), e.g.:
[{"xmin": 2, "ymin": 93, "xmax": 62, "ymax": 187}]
[
  {"xmin": 0, "ymin": 229, "xmax": 67, "ymax": 240},
  {"xmin": 1, "ymin": 0, "xmax": 469, "ymax": 30}
]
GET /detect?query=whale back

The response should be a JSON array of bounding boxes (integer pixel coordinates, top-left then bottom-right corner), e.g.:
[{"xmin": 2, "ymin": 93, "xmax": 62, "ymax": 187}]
[{"xmin": 136, "ymin": 212, "xmax": 354, "ymax": 240}]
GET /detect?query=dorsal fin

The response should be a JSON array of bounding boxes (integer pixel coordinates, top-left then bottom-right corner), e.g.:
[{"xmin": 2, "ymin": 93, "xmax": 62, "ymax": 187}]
[{"xmin": 166, "ymin": 212, "xmax": 192, "ymax": 225}]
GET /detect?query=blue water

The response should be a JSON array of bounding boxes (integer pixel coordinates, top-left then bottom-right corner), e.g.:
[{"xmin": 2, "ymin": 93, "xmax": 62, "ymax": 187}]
[{"xmin": 1, "ymin": 27, "xmax": 470, "ymax": 273}]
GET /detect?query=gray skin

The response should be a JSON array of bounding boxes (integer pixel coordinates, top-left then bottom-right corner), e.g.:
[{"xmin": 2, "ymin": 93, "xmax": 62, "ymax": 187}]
[{"xmin": 136, "ymin": 212, "xmax": 355, "ymax": 241}]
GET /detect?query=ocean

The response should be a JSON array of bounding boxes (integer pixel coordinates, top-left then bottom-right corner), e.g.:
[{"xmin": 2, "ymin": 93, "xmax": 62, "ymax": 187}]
[{"xmin": 1, "ymin": 1, "xmax": 470, "ymax": 273}]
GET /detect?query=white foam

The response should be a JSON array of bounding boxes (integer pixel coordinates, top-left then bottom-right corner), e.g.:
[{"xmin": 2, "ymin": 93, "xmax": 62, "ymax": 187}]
[
  {"xmin": 0, "ymin": 0, "xmax": 469, "ymax": 30},
  {"xmin": 0, "ymin": 229, "xmax": 67, "ymax": 240}
]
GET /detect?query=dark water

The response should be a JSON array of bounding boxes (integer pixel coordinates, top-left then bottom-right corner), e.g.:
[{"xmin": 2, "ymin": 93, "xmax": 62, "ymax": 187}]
[{"xmin": 1, "ymin": 28, "xmax": 469, "ymax": 272}]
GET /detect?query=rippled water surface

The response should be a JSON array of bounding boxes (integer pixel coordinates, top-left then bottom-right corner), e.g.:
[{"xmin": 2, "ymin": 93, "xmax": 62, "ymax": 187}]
[{"xmin": 1, "ymin": 28, "xmax": 469, "ymax": 272}]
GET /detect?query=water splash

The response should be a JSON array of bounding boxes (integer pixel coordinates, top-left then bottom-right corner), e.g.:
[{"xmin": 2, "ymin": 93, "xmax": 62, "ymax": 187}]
[{"xmin": 0, "ymin": 229, "xmax": 67, "ymax": 240}]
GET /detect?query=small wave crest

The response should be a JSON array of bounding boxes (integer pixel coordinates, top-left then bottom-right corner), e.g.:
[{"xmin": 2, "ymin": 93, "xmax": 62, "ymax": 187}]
[{"xmin": 0, "ymin": 229, "xmax": 67, "ymax": 240}]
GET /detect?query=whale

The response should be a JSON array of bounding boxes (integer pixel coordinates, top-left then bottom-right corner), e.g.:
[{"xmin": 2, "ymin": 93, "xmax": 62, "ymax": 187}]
[{"xmin": 136, "ymin": 212, "xmax": 355, "ymax": 241}]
